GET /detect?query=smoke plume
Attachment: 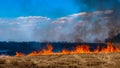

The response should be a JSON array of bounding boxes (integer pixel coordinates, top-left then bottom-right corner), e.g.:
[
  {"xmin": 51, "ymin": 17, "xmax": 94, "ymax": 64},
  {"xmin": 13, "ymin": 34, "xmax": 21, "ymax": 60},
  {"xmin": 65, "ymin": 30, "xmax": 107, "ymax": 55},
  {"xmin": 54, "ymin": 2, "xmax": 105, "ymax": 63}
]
[{"xmin": 0, "ymin": 10, "xmax": 120, "ymax": 43}]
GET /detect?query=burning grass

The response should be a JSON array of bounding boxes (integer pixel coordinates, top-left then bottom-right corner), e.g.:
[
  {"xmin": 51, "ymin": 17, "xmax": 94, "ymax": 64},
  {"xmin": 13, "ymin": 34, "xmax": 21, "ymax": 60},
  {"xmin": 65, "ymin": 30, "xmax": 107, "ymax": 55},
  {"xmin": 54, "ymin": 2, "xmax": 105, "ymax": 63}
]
[
  {"xmin": 15, "ymin": 42, "xmax": 120, "ymax": 57},
  {"xmin": 0, "ymin": 42, "xmax": 120, "ymax": 68}
]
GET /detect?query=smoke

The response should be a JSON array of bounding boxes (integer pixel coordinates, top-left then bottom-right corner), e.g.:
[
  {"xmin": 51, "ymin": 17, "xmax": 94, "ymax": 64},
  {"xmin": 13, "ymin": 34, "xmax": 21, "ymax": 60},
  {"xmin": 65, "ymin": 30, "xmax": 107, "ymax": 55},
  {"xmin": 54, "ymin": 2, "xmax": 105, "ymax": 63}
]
[
  {"xmin": 0, "ymin": 10, "xmax": 119, "ymax": 42},
  {"xmin": 33, "ymin": 10, "xmax": 120, "ymax": 43},
  {"xmin": 73, "ymin": 0, "xmax": 120, "ymax": 40}
]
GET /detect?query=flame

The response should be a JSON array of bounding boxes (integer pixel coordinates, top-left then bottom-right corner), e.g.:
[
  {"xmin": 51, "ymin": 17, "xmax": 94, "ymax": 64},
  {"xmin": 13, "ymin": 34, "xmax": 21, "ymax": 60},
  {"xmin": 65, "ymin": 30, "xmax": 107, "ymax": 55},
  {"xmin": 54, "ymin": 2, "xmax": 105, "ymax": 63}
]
[
  {"xmin": 74, "ymin": 44, "xmax": 90, "ymax": 54},
  {"xmin": 1, "ymin": 54, "xmax": 6, "ymax": 58},
  {"xmin": 100, "ymin": 43, "xmax": 120, "ymax": 53},
  {"xmin": 1, "ymin": 42, "xmax": 120, "ymax": 57},
  {"xmin": 1, "ymin": 54, "xmax": 11, "ymax": 58},
  {"xmin": 42, "ymin": 44, "xmax": 53, "ymax": 55},
  {"xmin": 25, "ymin": 42, "xmax": 120, "ymax": 56},
  {"xmin": 15, "ymin": 52, "xmax": 25, "ymax": 57}
]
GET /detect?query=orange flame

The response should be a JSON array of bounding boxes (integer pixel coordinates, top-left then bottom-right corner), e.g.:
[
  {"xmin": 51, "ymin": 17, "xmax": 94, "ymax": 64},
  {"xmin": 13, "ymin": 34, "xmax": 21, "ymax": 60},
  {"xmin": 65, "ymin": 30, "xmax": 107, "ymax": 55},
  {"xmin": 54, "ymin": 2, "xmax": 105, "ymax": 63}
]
[
  {"xmin": 1, "ymin": 54, "xmax": 6, "ymax": 58},
  {"xmin": 1, "ymin": 42, "xmax": 120, "ymax": 57},
  {"xmin": 25, "ymin": 42, "xmax": 120, "ymax": 56},
  {"xmin": 15, "ymin": 52, "xmax": 25, "ymax": 57},
  {"xmin": 74, "ymin": 44, "xmax": 90, "ymax": 54},
  {"xmin": 42, "ymin": 44, "xmax": 53, "ymax": 55},
  {"xmin": 100, "ymin": 43, "xmax": 120, "ymax": 53}
]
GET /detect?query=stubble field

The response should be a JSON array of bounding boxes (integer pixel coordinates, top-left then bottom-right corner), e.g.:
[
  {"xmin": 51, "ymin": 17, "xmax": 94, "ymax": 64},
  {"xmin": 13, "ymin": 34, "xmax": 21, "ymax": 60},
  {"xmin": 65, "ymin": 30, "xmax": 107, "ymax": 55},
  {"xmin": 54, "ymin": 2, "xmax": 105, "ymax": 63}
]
[{"xmin": 0, "ymin": 53, "xmax": 120, "ymax": 68}]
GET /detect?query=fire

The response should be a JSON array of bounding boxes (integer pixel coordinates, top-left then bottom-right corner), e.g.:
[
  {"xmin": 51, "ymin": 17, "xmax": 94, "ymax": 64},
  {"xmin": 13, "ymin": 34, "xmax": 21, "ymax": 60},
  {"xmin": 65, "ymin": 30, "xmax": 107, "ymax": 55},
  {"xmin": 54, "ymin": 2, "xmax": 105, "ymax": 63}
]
[
  {"xmin": 1, "ymin": 54, "xmax": 11, "ymax": 58},
  {"xmin": 28, "ymin": 44, "xmax": 53, "ymax": 56},
  {"xmin": 15, "ymin": 52, "xmax": 25, "ymax": 57},
  {"xmin": 1, "ymin": 54, "xmax": 6, "ymax": 58},
  {"xmin": 100, "ymin": 43, "xmax": 120, "ymax": 53},
  {"xmin": 74, "ymin": 44, "xmax": 90, "ymax": 54},
  {"xmin": 42, "ymin": 44, "xmax": 53, "ymax": 55},
  {"xmin": 61, "ymin": 44, "xmax": 91, "ymax": 54},
  {"xmin": 1, "ymin": 42, "xmax": 120, "ymax": 57},
  {"xmin": 25, "ymin": 42, "xmax": 120, "ymax": 56}
]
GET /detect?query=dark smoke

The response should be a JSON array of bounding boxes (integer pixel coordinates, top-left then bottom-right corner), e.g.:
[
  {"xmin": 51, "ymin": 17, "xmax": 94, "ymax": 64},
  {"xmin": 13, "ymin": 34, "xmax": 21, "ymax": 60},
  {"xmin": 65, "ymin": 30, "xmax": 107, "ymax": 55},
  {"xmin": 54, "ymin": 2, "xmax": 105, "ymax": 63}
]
[{"xmin": 74, "ymin": 0, "xmax": 120, "ymax": 39}]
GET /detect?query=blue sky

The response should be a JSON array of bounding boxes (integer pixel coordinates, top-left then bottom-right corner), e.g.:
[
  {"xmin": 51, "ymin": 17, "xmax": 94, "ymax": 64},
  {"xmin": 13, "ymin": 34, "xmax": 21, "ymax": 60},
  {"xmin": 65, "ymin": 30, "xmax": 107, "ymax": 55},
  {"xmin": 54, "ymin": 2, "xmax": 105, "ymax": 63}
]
[
  {"xmin": 0, "ymin": 0, "xmax": 119, "ymax": 18},
  {"xmin": 0, "ymin": 0, "xmax": 79, "ymax": 18},
  {"xmin": 0, "ymin": 0, "xmax": 119, "ymax": 42}
]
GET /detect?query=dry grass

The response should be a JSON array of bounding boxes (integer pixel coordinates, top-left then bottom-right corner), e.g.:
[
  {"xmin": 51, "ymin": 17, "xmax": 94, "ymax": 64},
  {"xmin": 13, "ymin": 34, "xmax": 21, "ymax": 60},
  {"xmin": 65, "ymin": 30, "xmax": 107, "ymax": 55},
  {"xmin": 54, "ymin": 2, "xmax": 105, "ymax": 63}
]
[{"xmin": 0, "ymin": 53, "xmax": 120, "ymax": 68}]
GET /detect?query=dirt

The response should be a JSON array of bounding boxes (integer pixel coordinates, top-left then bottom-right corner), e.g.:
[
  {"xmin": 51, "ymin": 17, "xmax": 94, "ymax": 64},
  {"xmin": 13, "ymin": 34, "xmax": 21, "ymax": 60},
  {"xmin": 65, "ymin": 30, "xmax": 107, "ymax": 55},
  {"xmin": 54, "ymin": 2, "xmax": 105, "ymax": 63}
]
[{"xmin": 0, "ymin": 53, "xmax": 120, "ymax": 68}]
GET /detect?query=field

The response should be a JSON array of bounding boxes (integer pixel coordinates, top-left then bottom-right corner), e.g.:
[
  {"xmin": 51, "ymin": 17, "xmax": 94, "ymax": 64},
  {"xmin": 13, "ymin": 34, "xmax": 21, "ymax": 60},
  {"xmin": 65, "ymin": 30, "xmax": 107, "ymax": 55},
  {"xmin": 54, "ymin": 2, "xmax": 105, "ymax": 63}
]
[{"xmin": 0, "ymin": 53, "xmax": 120, "ymax": 68}]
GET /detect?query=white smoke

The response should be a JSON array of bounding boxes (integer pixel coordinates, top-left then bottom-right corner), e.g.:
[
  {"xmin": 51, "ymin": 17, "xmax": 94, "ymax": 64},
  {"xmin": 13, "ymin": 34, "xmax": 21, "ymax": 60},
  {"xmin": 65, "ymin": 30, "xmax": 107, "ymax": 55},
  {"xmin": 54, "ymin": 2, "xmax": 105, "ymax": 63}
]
[{"xmin": 0, "ymin": 10, "xmax": 119, "ymax": 42}]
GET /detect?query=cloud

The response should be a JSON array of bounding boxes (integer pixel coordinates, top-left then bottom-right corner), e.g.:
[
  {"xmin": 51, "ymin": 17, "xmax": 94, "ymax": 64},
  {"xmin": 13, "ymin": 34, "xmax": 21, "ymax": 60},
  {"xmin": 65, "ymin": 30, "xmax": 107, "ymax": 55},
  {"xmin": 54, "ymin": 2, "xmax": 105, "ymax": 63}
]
[
  {"xmin": 0, "ymin": 16, "xmax": 51, "ymax": 41},
  {"xmin": 0, "ymin": 10, "xmax": 119, "ymax": 42},
  {"xmin": 69, "ymin": 12, "xmax": 87, "ymax": 17}
]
